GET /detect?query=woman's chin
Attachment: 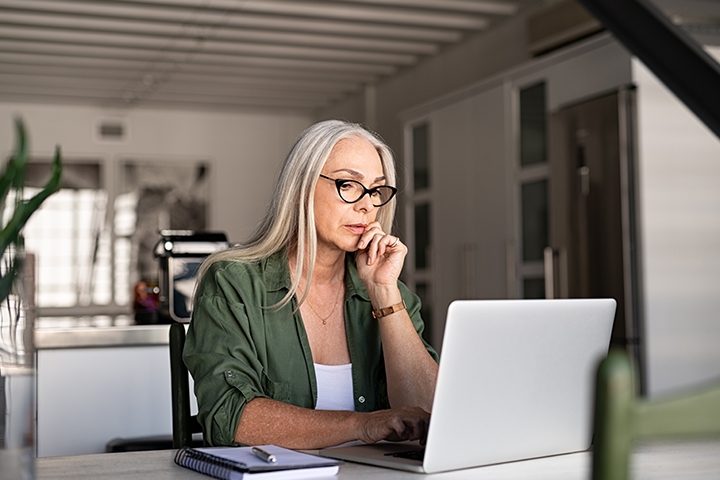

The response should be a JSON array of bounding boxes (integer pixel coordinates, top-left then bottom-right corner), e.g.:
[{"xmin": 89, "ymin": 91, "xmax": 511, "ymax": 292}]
[
  {"xmin": 339, "ymin": 235, "xmax": 362, "ymax": 252},
  {"xmin": 318, "ymin": 238, "xmax": 360, "ymax": 254}
]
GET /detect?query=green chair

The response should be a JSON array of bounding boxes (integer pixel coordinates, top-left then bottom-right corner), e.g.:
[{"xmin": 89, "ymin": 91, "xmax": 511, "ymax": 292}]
[
  {"xmin": 169, "ymin": 322, "xmax": 203, "ymax": 448},
  {"xmin": 592, "ymin": 349, "xmax": 720, "ymax": 480}
]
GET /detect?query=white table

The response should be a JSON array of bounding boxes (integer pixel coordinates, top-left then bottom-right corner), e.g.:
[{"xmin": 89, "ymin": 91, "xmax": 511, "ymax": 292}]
[{"xmin": 36, "ymin": 440, "xmax": 720, "ymax": 479}]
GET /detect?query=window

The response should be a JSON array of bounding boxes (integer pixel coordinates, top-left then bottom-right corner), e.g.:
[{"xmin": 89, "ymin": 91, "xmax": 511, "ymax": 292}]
[
  {"xmin": 412, "ymin": 124, "xmax": 430, "ymax": 190},
  {"xmin": 13, "ymin": 159, "xmax": 210, "ymax": 320},
  {"xmin": 14, "ymin": 162, "xmax": 113, "ymax": 309},
  {"xmin": 414, "ymin": 203, "xmax": 431, "ymax": 271},
  {"xmin": 521, "ymin": 179, "xmax": 548, "ymax": 263},
  {"xmin": 516, "ymin": 81, "xmax": 550, "ymax": 299},
  {"xmin": 405, "ymin": 121, "xmax": 433, "ymax": 337},
  {"xmin": 520, "ymin": 82, "xmax": 548, "ymax": 167}
]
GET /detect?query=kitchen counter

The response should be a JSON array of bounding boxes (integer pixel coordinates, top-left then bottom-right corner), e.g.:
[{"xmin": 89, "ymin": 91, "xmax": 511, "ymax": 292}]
[
  {"xmin": 35, "ymin": 324, "xmax": 172, "ymax": 349},
  {"xmin": 34, "ymin": 319, "xmax": 186, "ymax": 456}
]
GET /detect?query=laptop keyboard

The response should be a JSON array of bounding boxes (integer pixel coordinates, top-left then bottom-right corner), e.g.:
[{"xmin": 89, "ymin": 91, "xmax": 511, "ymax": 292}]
[{"xmin": 384, "ymin": 449, "xmax": 425, "ymax": 461}]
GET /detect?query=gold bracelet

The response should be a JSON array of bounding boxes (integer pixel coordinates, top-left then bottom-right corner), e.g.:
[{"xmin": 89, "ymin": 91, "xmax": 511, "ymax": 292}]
[{"xmin": 371, "ymin": 300, "xmax": 406, "ymax": 319}]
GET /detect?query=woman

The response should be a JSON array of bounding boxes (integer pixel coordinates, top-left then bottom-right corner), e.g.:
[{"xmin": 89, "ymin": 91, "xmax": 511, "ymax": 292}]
[{"xmin": 184, "ymin": 119, "xmax": 439, "ymax": 449}]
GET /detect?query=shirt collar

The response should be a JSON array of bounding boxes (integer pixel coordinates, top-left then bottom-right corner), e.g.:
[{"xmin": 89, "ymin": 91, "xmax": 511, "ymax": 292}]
[{"xmin": 264, "ymin": 249, "xmax": 292, "ymax": 292}]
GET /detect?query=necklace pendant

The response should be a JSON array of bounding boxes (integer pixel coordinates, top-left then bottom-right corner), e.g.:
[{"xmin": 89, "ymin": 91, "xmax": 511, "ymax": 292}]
[{"xmin": 322, "ymin": 319, "xmax": 327, "ymax": 325}]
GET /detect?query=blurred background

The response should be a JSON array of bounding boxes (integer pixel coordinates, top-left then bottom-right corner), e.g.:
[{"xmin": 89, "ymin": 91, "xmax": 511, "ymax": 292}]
[{"xmin": 0, "ymin": 0, "xmax": 718, "ymax": 458}]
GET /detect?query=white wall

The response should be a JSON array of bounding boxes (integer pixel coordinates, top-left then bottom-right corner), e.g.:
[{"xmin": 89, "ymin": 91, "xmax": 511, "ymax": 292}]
[
  {"xmin": 0, "ymin": 103, "xmax": 311, "ymax": 243},
  {"xmin": 634, "ymin": 48, "xmax": 720, "ymax": 397}
]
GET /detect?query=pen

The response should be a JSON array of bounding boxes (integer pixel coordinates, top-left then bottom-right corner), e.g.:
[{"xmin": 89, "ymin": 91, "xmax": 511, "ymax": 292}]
[{"xmin": 252, "ymin": 447, "xmax": 277, "ymax": 463}]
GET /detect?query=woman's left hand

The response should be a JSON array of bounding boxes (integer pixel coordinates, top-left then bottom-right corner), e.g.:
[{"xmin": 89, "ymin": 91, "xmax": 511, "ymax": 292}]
[{"xmin": 355, "ymin": 222, "xmax": 407, "ymax": 288}]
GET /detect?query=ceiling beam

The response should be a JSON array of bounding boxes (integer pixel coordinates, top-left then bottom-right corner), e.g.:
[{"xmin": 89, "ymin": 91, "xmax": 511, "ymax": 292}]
[
  {"xmin": 0, "ymin": 25, "xmax": 419, "ymax": 65},
  {"xmin": 337, "ymin": 0, "xmax": 518, "ymax": 15},
  {"xmin": 0, "ymin": 39, "xmax": 400, "ymax": 74},
  {"xmin": 0, "ymin": 88, "xmax": 327, "ymax": 111},
  {"xmin": 5, "ymin": 1, "xmax": 468, "ymax": 41},
  {"xmin": 0, "ymin": 52, "xmax": 379, "ymax": 83},
  {"xmin": 0, "ymin": 11, "xmax": 440, "ymax": 54},
  {"xmin": 96, "ymin": 0, "xmax": 489, "ymax": 29},
  {"xmin": 0, "ymin": 70, "xmax": 358, "ymax": 94}
]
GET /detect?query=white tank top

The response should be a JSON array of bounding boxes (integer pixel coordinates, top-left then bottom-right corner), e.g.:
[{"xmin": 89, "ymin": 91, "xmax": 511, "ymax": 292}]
[{"xmin": 313, "ymin": 363, "xmax": 355, "ymax": 411}]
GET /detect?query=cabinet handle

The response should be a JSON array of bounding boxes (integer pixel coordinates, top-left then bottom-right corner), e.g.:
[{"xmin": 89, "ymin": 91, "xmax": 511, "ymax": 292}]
[
  {"xmin": 544, "ymin": 247, "xmax": 568, "ymax": 299},
  {"xmin": 578, "ymin": 165, "xmax": 590, "ymax": 196},
  {"xmin": 544, "ymin": 246, "xmax": 555, "ymax": 299}
]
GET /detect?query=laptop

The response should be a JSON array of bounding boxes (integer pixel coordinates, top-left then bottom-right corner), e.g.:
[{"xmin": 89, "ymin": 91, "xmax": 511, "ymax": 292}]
[{"xmin": 319, "ymin": 298, "xmax": 616, "ymax": 474}]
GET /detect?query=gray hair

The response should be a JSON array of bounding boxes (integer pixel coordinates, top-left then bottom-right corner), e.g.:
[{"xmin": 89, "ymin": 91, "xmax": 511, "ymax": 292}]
[{"xmin": 198, "ymin": 119, "xmax": 397, "ymax": 309}]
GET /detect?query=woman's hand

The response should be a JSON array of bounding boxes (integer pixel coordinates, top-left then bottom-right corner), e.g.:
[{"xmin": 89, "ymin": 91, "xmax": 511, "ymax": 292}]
[
  {"xmin": 355, "ymin": 222, "xmax": 406, "ymax": 288},
  {"xmin": 356, "ymin": 407, "xmax": 430, "ymax": 445}
]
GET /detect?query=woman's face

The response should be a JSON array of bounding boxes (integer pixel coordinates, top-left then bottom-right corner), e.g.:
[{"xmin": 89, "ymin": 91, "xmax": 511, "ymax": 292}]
[{"xmin": 314, "ymin": 135, "xmax": 386, "ymax": 254}]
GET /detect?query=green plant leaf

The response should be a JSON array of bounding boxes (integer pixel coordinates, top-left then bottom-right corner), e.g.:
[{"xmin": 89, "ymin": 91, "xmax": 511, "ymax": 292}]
[
  {"xmin": 0, "ymin": 150, "xmax": 62, "ymax": 257},
  {"xmin": 0, "ymin": 121, "xmax": 27, "ymax": 219},
  {"xmin": 0, "ymin": 119, "xmax": 63, "ymax": 304},
  {"xmin": 0, "ymin": 255, "xmax": 22, "ymax": 302},
  {"xmin": 12, "ymin": 118, "xmax": 27, "ymax": 190}
]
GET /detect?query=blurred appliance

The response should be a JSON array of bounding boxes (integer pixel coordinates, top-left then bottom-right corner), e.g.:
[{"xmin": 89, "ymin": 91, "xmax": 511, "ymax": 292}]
[
  {"xmin": 548, "ymin": 88, "xmax": 644, "ymax": 388},
  {"xmin": 154, "ymin": 230, "xmax": 228, "ymax": 323}
]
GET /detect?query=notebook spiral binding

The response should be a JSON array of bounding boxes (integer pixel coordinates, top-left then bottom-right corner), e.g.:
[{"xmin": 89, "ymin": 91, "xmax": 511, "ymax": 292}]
[{"xmin": 174, "ymin": 446, "xmax": 245, "ymax": 479}]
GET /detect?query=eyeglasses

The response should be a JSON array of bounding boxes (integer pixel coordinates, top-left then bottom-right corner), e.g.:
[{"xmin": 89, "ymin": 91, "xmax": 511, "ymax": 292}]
[{"xmin": 319, "ymin": 174, "xmax": 397, "ymax": 207}]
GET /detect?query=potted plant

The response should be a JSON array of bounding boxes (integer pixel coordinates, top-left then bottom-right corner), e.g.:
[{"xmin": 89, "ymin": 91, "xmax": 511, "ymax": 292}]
[{"xmin": 0, "ymin": 118, "xmax": 62, "ymax": 478}]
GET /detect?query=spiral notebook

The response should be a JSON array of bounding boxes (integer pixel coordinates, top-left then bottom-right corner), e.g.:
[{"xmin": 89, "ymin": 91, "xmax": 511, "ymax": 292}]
[{"xmin": 174, "ymin": 444, "xmax": 341, "ymax": 479}]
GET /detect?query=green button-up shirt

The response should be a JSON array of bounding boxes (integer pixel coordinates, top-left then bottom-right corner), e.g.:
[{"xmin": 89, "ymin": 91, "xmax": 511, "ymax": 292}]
[{"xmin": 184, "ymin": 249, "xmax": 438, "ymax": 446}]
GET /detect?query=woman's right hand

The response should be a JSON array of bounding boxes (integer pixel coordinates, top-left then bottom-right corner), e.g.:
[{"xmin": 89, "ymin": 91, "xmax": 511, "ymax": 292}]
[
  {"xmin": 235, "ymin": 398, "xmax": 430, "ymax": 449},
  {"xmin": 356, "ymin": 407, "xmax": 430, "ymax": 445}
]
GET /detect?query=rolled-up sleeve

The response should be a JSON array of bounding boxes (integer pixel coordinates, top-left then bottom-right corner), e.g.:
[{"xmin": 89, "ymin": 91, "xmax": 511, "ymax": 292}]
[
  {"xmin": 399, "ymin": 281, "xmax": 439, "ymax": 363},
  {"xmin": 183, "ymin": 264, "xmax": 268, "ymax": 446}
]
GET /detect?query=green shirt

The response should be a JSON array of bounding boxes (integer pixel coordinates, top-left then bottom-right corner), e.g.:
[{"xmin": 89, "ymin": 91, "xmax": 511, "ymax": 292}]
[{"xmin": 184, "ymin": 249, "xmax": 438, "ymax": 446}]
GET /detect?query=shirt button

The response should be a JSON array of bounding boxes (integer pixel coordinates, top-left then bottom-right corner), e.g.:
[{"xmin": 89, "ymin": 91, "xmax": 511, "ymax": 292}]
[{"xmin": 358, "ymin": 396, "xmax": 365, "ymax": 403}]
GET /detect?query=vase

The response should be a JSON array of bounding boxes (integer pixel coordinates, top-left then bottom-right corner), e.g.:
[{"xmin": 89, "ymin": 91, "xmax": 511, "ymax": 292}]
[{"xmin": 0, "ymin": 255, "xmax": 36, "ymax": 480}]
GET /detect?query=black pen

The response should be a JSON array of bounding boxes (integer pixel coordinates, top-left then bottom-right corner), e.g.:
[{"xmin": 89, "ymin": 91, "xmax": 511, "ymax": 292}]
[{"xmin": 252, "ymin": 447, "xmax": 277, "ymax": 463}]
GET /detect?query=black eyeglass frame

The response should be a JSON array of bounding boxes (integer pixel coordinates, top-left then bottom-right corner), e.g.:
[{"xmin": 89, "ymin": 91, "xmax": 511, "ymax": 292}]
[{"xmin": 319, "ymin": 174, "xmax": 398, "ymax": 207}]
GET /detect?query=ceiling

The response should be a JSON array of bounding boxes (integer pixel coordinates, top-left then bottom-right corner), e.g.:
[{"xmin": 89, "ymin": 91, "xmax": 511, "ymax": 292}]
[
  {"xmin": 0, "ymin": 0, "xmax": 542, "ymax": 114},
  {"xmin": 0, "ymin": 0, "xmax": 718, "ymax": 115}
]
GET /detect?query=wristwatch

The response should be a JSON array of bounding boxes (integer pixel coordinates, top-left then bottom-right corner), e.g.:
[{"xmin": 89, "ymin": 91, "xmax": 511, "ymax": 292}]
[{"xmin": 371, "ymin": 300, "xmax": 406, "ymax": 319}]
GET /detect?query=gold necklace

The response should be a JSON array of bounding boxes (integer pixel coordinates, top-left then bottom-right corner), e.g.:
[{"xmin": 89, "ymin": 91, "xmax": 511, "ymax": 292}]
[{"xmin": 305, "ymin": 284, "xmax": 343, "ymax": 325}]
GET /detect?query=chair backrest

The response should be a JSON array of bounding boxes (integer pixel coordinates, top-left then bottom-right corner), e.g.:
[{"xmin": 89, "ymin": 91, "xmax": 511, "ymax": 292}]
[
  {"xmin": 169, "ymin": 322, "xmax": 203, "ymax": 448},
  {"xmin": 592, "ymin": 349, "xmax": 720, "ymax": 480}
]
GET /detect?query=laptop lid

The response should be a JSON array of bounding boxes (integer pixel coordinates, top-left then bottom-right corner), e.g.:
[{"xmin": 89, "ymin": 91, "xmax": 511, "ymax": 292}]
[
  {"xmin": 423, "ymin": 298, "xmax": 615, "ymax": 473},
  {"xmin": 320, "ymin": 298, "xmax": 616, "ymax": 474}
]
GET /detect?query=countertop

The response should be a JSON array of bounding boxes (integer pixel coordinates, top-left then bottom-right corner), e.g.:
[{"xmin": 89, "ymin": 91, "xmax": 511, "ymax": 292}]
[{"xmin": 34, "ymin": 317, "xmax": 177, "ymax": 349}]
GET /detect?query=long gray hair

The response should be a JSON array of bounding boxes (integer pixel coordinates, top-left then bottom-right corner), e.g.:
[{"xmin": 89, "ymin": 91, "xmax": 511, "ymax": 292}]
[{"xmin": 198, "ymin": 119, "xmax": 397, "ymax": 308}]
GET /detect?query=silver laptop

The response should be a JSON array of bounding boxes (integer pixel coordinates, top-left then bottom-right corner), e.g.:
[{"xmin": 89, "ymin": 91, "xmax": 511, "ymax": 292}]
[{"xmin": 319, "ymin": 299, "xmax": 616, "ymax": 474}]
